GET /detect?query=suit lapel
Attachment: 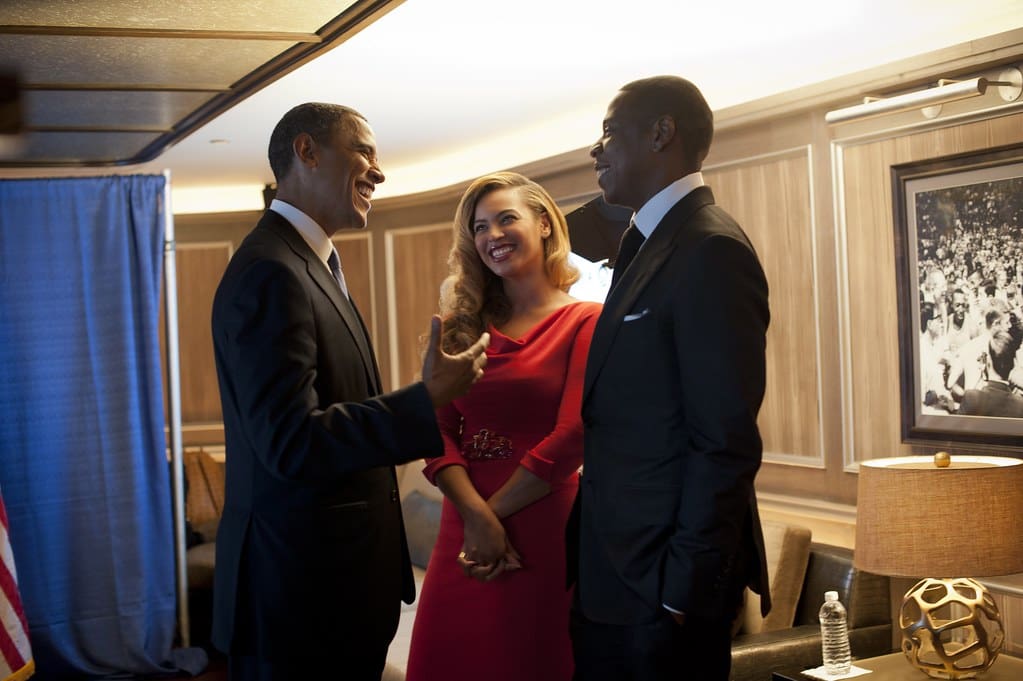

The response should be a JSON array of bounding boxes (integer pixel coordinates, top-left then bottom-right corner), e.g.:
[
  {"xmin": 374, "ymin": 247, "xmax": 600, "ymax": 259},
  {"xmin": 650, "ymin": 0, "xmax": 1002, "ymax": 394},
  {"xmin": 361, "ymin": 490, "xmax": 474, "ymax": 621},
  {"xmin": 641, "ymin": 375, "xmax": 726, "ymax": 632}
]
[
  {"xmin": 265, "ymin": 214, "xmax": 380, "ymax": 391},
  {"xmin": 583, "ymin": 187, "xmax": 715, "ymax": 403},
  {"xmin": 348, "ymin": 296, "xmax": 383, "ymax": 391},
  {"xmin": 307, "ymin": 257, "xmax": 380, "ymax": 390}
]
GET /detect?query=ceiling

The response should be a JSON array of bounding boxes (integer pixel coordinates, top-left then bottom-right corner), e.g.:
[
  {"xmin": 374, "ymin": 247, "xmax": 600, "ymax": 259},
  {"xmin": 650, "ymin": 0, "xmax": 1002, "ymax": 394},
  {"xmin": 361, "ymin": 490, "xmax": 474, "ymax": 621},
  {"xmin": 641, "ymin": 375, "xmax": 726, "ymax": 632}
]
[
  {"xmin": 2, "ymin": 0, "xmax": 1023, "ymax": 214},
  {"xmin": 0, "ymin": 1, "xmax": 394, "ymax": 167}
]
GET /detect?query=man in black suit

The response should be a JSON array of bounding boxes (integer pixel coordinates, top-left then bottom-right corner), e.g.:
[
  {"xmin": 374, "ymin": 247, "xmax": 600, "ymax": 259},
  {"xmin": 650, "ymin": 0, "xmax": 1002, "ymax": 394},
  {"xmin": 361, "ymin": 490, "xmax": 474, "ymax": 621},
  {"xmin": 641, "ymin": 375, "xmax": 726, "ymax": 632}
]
[
  {"xmin": 210, "ymin": 102, "xmax": 489, "ymax": 680},
  {"xmin": 570, "ymin": 76, "xmax": 771, "ymax": 680}
]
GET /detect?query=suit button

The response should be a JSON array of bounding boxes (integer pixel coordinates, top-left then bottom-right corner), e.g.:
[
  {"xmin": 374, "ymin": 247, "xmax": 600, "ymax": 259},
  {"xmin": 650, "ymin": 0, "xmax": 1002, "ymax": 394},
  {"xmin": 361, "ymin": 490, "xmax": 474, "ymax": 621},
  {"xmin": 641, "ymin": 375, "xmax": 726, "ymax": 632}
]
[{"xmin": 391, "ymin": 489, "xmax": 399, "ymax": 502}]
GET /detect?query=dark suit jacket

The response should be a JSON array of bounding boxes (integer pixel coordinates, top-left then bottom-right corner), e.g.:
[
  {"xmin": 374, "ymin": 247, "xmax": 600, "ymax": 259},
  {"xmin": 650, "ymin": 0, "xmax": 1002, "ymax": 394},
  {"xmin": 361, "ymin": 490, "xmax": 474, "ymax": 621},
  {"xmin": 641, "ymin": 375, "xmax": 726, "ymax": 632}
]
[
  {"xmin": 576, "ymin": 186, "xmax": 771, "ymax": 625},
  {"xmin": 958, "ymin": 380, "xmax": 1023, "ymax": 417},
  {"xmin": 210, "ymin": 210, "xmax": 442, "ymax": 661}
]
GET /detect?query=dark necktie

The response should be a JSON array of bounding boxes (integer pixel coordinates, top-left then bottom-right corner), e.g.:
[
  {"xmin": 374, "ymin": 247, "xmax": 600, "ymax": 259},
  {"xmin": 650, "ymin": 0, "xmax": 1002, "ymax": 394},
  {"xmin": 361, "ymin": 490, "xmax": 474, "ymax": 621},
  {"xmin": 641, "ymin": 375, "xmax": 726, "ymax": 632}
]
[
  {"xmin": 326, "ymin": 249, "xmax": 378, "ymax": 388},
  {"xmin": 610, "ymin": 223, "xmax": 645, "ymax": 289},
  {"xmin": 327, "ymin": 250, "xmax": 349, "ymax": 298}
]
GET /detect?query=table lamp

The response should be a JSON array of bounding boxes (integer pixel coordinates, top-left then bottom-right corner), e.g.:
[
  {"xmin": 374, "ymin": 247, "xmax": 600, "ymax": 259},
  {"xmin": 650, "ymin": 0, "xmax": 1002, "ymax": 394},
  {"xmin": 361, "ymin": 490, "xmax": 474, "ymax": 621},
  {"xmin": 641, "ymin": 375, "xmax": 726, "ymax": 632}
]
[{"xmin": 855, "ymin": 454, "xmax": 1023, "ymax": 679}]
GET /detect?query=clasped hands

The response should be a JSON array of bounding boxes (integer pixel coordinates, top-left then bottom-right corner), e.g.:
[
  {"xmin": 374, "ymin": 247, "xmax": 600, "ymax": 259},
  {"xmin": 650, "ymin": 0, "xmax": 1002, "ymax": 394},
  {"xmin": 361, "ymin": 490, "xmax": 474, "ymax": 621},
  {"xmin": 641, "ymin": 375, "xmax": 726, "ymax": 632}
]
[
  {"xmin": 422, "ymin": 315, "xmax": 490, "ymax": 408},
  {"xmin": 455, "ymin": 506, "xmax": 521, "ymax": 583},
  {"xmin": 456, "ymin": 548, "xmax": 521, "ymax": 583}
]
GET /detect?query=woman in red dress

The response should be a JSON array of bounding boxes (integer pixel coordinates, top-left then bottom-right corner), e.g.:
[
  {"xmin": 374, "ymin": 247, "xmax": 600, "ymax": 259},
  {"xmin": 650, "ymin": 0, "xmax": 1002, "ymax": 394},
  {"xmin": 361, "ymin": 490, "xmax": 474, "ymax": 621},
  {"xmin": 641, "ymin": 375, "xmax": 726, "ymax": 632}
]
[{"xmin": 406, "ymin": 172, "xmax": 601, "ymax": 681}]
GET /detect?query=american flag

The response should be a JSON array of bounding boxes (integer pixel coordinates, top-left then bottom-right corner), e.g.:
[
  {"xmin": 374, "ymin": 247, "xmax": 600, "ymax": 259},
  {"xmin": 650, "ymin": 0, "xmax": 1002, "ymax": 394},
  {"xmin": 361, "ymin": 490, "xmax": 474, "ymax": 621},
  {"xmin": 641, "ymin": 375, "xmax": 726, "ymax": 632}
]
[{"xmin": 0, "ymin": 490, "xmax": 33, "ymax": 681}]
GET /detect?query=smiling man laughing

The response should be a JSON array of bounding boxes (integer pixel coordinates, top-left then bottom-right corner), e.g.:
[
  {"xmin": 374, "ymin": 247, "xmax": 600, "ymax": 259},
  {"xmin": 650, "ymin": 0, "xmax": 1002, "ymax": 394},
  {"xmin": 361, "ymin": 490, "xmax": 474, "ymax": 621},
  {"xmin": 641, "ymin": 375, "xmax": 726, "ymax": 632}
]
[{"xmin": 210, "ymin": 102, "xmax": 490, "ymax": 681}]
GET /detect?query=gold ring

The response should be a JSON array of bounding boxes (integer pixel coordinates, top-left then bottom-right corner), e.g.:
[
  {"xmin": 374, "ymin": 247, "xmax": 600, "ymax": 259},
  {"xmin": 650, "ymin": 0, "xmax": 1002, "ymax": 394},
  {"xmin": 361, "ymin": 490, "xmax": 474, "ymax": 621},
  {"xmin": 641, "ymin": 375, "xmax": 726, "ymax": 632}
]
[{"xmin": 458, "ymin": 551, "xmax": 467, "ymax": 560}]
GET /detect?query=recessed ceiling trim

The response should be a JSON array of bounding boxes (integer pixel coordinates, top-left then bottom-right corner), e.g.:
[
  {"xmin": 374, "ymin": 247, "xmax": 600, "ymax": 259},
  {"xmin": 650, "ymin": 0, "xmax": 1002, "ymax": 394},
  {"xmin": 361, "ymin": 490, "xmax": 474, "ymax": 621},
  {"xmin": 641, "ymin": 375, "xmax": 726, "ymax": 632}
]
[
  {"xmin": 23, "ymin": 83, "xmax": 230, "ymax": 93},
  {"xmin": 128, "ymin": 0, "xmax": 405, "ymax": 166},
  {"xmin": 0, "ymin": 0, "xmax": 405, "ymax": 168},
  {"xmin": 27, "ymin": 126, "xmax": 173, "ymax": 134},
  {"xmin": 0, "ymin": 25, "xmax": 322, "ymax": 42}
]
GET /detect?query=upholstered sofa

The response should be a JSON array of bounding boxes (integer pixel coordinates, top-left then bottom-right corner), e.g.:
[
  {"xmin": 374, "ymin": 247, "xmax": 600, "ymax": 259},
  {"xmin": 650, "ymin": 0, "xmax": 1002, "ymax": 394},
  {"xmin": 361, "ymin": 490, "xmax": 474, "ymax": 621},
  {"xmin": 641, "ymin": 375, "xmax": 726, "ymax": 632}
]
[{"xmin": 730, "ymin": 541, "xmax": 893, "ymax": 681}]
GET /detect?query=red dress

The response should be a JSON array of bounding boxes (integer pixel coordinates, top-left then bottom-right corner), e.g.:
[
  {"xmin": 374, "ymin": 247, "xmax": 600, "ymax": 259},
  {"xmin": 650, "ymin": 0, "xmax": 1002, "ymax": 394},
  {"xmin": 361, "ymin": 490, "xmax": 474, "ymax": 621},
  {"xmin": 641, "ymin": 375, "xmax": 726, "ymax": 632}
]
[{"xmin": 406, "ymin": 301, "xmax": 601, "ymax": 681}]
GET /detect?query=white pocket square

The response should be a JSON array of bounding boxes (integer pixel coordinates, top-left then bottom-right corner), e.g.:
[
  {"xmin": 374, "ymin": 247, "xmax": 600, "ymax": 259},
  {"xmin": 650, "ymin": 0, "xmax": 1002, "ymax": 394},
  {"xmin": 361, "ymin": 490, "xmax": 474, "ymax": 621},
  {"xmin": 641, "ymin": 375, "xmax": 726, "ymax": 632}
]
[{"xmin": 622, "ymin": 308, "xmax": 650, "ymax": 322}]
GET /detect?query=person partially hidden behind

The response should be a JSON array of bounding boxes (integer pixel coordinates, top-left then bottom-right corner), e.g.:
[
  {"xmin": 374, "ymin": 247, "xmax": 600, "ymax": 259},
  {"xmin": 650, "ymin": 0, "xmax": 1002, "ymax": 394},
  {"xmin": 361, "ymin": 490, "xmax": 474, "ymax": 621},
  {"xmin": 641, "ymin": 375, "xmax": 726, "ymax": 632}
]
[
  {"xmin": 406, "ymin": 172, "xmax": 601, "ymax": 681},
  {"xmin": 958, "ymin": 329, "xmax": 1023, "ymax": 417},
  {"xmin": 210, "ymin": 102, "xmax": 489, "ymax": 681},
  {"xmin": 569, "ymin": 76, "xmax": 772, "ymax": 681}
]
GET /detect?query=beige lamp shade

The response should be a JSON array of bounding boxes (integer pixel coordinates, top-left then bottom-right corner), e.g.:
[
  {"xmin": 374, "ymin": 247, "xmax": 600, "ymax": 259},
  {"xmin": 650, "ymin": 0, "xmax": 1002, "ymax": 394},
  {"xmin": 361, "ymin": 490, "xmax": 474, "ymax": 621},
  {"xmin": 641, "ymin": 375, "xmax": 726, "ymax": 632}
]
[{"xmin": 855, "ymin": 455, "xmax": 1023, "ymax": 578}]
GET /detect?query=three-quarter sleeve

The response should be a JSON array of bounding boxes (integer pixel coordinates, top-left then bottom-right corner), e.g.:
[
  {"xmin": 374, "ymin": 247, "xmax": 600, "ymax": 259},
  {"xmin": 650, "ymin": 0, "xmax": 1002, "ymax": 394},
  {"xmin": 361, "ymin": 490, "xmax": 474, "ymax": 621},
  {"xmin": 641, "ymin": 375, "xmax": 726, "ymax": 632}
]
[
  {"xmin": 518, "ymin": 305, "xmax": 600, "ymax": 483},
  {"xmin": 422, "ymin": 401, "xmax": 467, "ymax": 485}
]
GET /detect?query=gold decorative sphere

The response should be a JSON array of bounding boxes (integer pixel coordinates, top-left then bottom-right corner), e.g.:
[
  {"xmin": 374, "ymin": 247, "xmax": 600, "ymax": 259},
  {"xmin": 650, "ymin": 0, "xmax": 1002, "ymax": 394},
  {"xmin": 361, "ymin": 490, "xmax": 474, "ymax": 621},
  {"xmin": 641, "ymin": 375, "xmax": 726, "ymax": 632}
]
[
  {"xmin": 934, "ymin": 451, "xmax": 951, "ymax": 468},
  {"xmin": 900, "ymin": 577, "xmax": 1003, "ymax": 679}
]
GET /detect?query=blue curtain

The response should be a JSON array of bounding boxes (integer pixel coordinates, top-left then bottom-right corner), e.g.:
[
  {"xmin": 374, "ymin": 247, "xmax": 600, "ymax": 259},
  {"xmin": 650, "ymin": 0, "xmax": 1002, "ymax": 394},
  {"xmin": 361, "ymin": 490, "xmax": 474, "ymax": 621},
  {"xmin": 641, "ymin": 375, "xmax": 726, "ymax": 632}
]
[{"xmin": 0, "ymin": 175, "xmax": 205, "ymax": 678}]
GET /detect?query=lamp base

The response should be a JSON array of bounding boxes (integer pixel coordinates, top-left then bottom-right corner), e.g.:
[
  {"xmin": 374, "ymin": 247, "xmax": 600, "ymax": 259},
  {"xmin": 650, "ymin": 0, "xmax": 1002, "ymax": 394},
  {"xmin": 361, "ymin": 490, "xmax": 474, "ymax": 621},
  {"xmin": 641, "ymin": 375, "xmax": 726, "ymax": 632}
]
[{"xmin": 900, "ymin": 577, "xmax": 1004, "ymax": 679}]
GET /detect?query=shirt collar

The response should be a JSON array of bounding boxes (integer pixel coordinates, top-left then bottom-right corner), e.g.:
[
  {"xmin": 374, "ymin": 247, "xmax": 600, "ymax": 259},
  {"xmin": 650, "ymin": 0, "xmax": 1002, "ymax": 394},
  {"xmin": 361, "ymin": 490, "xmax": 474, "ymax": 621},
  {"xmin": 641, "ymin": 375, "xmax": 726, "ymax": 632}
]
[
  {"xmin": 631, "ymin": 171, "xmax": 705, "ymax": 239},
  {"xmin": 269, "ymin": 198, "xmax": 334, "ymax": 267}
]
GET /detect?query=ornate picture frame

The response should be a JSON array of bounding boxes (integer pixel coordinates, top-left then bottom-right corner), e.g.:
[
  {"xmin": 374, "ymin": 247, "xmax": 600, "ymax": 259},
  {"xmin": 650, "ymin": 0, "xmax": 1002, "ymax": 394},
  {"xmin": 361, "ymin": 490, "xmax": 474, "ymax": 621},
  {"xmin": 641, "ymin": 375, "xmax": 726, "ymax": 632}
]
[{"xmin": 892, "ymin": 143, "xmax": 1023, "ymax": 446}]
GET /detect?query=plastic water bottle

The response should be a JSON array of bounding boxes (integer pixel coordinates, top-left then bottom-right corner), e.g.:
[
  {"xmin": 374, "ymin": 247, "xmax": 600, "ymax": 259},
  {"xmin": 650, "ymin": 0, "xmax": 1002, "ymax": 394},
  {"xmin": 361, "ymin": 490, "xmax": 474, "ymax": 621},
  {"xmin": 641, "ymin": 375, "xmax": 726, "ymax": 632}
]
[{"xmin": 819, "ymin": 590, "xmax": 851, "ymax": 675}]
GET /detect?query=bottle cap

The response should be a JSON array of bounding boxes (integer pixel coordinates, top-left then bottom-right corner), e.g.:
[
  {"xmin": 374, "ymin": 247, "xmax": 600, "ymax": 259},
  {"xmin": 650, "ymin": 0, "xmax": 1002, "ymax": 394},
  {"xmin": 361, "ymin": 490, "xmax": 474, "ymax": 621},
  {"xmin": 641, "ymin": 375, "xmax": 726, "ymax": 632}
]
[{"xmin": 825, "ymin": 590, "xmax": 838, "ymax": 601}]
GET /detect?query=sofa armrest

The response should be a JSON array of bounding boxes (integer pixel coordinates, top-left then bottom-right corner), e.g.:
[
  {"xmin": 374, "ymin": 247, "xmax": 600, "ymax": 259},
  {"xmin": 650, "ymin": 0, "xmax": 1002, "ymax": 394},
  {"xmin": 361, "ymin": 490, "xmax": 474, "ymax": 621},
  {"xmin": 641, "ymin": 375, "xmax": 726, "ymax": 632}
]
[
  {"xmin": 731, "ymin": 623, "xmax": 893, "ymax": 681},
  {"xmin": 732, "ymin": 624, "xmax": 823, "ymax": 681},
  {"xmin": 730, "ymin": 543, "xmax": 894, "ymax": 681}
]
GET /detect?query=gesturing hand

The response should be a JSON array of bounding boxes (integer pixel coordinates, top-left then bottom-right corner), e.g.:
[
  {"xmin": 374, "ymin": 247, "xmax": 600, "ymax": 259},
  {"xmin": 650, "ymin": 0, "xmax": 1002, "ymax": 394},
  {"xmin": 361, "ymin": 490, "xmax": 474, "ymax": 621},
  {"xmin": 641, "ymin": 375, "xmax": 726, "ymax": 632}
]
[{"xmin": 422, "ymin": 315, "xmax": 490, "ymax": 407}]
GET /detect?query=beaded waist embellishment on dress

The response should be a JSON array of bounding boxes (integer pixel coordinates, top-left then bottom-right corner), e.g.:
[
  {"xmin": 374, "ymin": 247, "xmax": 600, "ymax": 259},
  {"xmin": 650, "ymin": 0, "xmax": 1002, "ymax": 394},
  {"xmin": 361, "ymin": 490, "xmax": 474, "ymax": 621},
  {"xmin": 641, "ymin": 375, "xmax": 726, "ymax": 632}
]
[{"xmin": 463, "ymin": 429, "xmax": 513, "ymax": 460}]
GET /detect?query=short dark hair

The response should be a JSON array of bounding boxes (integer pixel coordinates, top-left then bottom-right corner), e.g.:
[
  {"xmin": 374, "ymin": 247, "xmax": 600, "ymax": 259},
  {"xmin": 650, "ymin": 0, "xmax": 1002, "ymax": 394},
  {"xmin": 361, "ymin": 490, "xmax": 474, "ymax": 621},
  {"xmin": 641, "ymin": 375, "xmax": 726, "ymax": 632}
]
[
  {"xmin": 619, "ymin": 75, "xmax": 713, "ymax": 165},
  {"xmin": 267, "ymin": 102, "xmax": 365, "ymax": 182},
  {"xmin": 920, "ymin": 301, "xmax": 937, "ymax": 333},
  {"xmin": 984, "ymin": 304, "xmax": 1007, "ymax": 330},
  {"xmin": 988, "ymin": 330, "xmax": 1021, "ymax": 380}
]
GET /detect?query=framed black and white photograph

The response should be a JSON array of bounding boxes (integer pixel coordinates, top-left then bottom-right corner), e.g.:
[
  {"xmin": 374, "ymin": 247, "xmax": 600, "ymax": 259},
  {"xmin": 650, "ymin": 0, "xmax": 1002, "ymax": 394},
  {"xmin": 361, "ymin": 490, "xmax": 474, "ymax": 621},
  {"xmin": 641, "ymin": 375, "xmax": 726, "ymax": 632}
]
[{"xmin": 892, "ymin": 143, "xmax": 1023, "ymax": 446}]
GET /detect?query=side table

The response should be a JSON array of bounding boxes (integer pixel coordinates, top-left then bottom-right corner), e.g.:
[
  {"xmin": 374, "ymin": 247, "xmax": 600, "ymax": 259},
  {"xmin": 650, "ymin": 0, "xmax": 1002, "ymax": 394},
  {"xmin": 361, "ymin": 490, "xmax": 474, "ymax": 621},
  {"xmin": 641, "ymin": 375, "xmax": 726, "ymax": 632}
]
[{"xmin": 772, "ymin": 652, "xmax": 1023, "ymax": 681}]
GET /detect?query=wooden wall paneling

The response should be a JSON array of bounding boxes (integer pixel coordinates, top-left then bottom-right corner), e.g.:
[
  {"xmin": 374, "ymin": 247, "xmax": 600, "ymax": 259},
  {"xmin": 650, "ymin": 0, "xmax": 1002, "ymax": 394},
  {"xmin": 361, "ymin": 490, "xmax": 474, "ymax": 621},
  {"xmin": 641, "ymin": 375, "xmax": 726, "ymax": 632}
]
[
  {"xmin": 385, "ymin": 224, "xmax": 452, "ymax": 390},
  {"xmin": 834, "ymin": 139, "xmax": 905, "ymax": 465},
  {"xmin": 705, "ymin": 147, "xmax": 823, "ymax": 466},
  {"xmin": 834, "ymin": 113, "xmax": 1023, "ymax": 465},
  {"xmin": 331, "ymin": 233, "xmax": 375, "ymax": 346},
  {"xmin": 159, "ymin": 241, "xmax": 233, "ymax": 429}
]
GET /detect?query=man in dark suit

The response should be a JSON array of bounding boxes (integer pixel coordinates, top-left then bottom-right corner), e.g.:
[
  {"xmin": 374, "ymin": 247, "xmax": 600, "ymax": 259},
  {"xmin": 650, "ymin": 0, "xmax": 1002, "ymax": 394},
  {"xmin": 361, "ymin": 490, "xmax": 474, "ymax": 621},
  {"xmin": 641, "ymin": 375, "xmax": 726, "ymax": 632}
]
[
  {"xmin": 570, "ymin": 76, "xmax": 771, "ymax": 680},
  {"xmin": 210, "ymin": 102, "xmax": 489, "ymax": 680}
]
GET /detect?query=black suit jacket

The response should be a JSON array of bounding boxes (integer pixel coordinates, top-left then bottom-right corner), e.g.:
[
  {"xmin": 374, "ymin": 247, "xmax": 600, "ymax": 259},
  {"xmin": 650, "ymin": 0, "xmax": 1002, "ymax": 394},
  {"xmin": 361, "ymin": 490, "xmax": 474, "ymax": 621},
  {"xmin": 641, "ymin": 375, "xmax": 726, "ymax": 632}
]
[
  {"xmin": 576, "ymin": 186, "xmax": 771, "ymax": 625},
  {"xmin": 959, "ymin": 381, "xmax": 1023, "ymax": 417},
  {"xmin": 210, "ymin": 211, "xmax": 441, "ymax": 661}
]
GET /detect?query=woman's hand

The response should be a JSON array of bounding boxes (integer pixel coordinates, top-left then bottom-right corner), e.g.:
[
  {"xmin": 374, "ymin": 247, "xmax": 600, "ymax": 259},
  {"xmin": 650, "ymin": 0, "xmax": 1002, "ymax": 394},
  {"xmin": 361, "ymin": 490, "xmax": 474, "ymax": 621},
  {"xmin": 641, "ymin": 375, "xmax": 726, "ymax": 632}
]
[
  {"xmin": 459, "ymin": 505, "xmax": 508, "ymax": 568},
  {"xmin": 456, "ymin": 509, "xmax": 523, "ymax": 582},
  {"xmin": 458, "ymin": 541, "xmax": 522, "ymax": 582},
  {"xmin": 433, "ymin": 465, "xmax": 524, "ymax": 582}
]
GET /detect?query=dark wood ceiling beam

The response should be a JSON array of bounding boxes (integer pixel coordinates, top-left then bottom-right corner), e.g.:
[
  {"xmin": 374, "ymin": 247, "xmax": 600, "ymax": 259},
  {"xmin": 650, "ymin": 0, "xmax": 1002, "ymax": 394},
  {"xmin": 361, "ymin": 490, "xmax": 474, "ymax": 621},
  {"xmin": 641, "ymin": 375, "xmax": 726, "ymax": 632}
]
[{"xmin": 0, "ymin": 25, "xmax": 321, "ymax": 42}]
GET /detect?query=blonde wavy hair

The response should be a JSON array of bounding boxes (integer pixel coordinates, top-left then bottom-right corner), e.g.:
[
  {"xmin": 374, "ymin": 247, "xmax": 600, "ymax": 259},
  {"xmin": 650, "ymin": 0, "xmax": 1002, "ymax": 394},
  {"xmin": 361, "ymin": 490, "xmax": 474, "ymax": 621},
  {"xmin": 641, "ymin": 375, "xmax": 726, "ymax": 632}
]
[{"xmin": 439, "ymin": 171, "xmax": 578, "ymax": 353}]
